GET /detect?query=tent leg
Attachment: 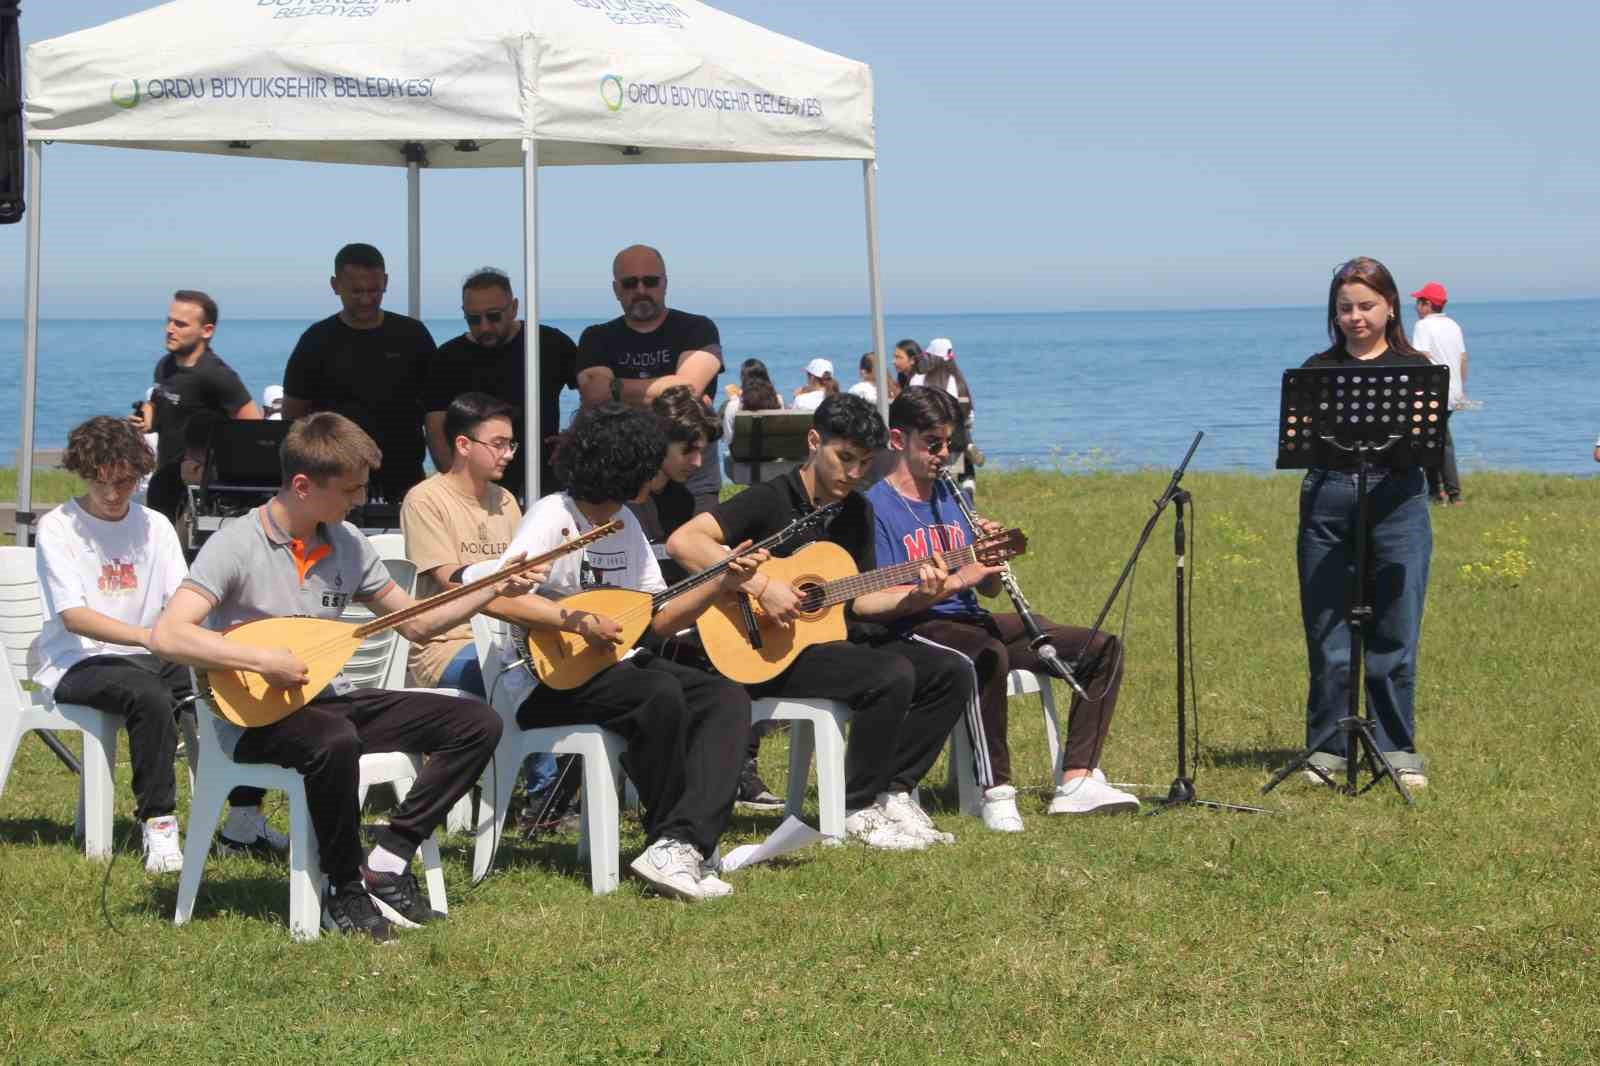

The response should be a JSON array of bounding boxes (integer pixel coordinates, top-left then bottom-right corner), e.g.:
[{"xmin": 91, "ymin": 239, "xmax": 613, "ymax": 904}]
[
  {"xmin": 17, "ymin": 140, "xmax": 43, "ymax": 546},
  {"xmin": 406, "ymin": 157, "xmax": 421, "ymax": 318},
  {"xmin": 521, "ymin": 138, "xmax": 542, "ymax": 503},
  {"xmin": 862, "ymin": 159, "xmax": 890, "ymax": 423}
]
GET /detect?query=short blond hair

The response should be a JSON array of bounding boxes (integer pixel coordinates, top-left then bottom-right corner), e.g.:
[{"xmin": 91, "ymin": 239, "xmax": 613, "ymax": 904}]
[{"xmin": 281, "ymin": 412, "xmax": 382, "ymax": 483}]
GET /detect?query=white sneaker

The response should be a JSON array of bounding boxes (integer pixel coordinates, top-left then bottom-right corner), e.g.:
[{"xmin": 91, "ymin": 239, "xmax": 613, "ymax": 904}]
[
  {"xmin": 218, "ymin": 805, "xmax": 290, "ymax": 857},
  {"xmin": 844, "ymin": 806, "xmax": 929, "ymax": 851},
  {"xmin": 1396, "ymin": 768, "xmax": 1428, "ymax": 791},
  {"xmin": 697, "ymin": 848, "xmax": 734, "ymax": 899},
  {"xmin": 142, "ymin": 815, "xmax": 184, "ymax": 874},
  {"xmin": 1047, "ymin": 775, "xmax": 1141, "ymax": 815},
  {"xmin": 980, "ymin": 785, "xmax": 1025, "ymax": 832},
  {"xmin": 879, "ymin": 790, "xmax": 956, "ymax": 845},
  {"xmin": 628, "ymin": 838, "xmax": 706, "ymax": 902}
]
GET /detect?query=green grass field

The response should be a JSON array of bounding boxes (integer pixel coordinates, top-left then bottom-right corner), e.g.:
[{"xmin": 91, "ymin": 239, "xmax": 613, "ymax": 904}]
[{"xmin": 1, "ymin": 469, "xmax": 1596, "ymax": 1064}]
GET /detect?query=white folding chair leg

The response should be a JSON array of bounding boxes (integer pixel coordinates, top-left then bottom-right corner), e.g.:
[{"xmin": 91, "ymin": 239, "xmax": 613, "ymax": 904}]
[
  {"xmin": 1039, "ymin": 677, "xmax": 1063, "ymax": 785},
  {"xmin": 174, "ymin": 771, "xmax": 231, "ymax": 928},
  {"xmin": 283, "ymin": 780, "xmax": 324, "ymax": 942},
  {"xmin": 445, "ymin": 792, "xmax": 474, "ymax": 834},
  {"xmin": 471, "ymin": 742, "xmax": 522, "ymax": 882},
  {"xmin": 784, "ymin": 718, "xmax": 815, "ymax": 821},
  {"xmin": 74, "ymin": 717, "xmax": 120, "ymax": 860},
  {"xmin": 575, "ymin": 737, "xmax": 623, "ymax": 894},
  {"xmin": 389, "ymin": 763, "xmax": 447, "ymax": 915},
  {"xmin": 946, "ymin": 725, "xmax": 984, "ymax": 817}
]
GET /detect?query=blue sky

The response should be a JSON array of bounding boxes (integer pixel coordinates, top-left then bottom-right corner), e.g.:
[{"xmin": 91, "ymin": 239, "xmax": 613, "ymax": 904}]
[{"xmin": 2, "ymin": 0, "xmax": 1596, "ymax": 318}]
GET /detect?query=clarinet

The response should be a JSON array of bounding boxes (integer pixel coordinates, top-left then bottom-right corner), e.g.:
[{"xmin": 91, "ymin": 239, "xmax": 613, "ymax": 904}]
[{"xmin": 937, "ymin": 469, "xmax": 1090, "ymax": 700}]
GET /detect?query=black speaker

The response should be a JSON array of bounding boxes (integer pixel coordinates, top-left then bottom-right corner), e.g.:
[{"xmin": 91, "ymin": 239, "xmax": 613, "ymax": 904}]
[{"xmin": 0, "ymin": 3, "xmax": 23, "ymax": 226}]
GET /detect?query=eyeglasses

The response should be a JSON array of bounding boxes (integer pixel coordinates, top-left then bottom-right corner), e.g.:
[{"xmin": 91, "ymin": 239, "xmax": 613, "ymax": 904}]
[
  {"xmin": 919, "ymin": 435, "xmax": 953, "ymax": 454},
  {"xmin": 467, "ymin": 437, "xmax": 519, "ymax": 457},
  {"xmin": 617, "ymin": 275, "xmax": 663, "ymax": 290},
  {"xmin": 463, "ymin": 307, "xmax": 510, "ymax": 326}
]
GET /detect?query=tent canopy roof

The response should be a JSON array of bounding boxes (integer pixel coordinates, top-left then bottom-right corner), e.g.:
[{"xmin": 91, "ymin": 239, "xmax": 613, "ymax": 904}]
[{"xmin": 24, "ymin": 0, "xmax": 875, "ymax": 167}]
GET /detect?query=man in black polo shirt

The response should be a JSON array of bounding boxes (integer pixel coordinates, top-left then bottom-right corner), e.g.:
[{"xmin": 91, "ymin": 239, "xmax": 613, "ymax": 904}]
[
  {"xmin": 577, "ymin": 244, "xmax": 724, "ymax": 512},
  {"xmin": 668, "ymin": 394, "xmax": 975, "ymax": 850},
  {"xmin": 134, "ymin": 290, "xmax": 263, "ymax": 527},
  {"xmin": 423, "ymin": 267, "xmax": 579, "ymax": 502},
  {"xmin": 282, "ymin": 243, "xmax": 435, "ymax": 504}
]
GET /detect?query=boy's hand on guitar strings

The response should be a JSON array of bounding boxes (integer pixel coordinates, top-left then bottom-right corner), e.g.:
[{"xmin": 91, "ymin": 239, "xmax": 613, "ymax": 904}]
[
  {"xmin": 256, "ymin": 646, "xmax": 311, "ymax": 689},
  {"xmin": 721, "ymin": 542, "xmax": 770, "ymax": 591},
  {"xmin": 571, "ymin": 611, "xmax": 625, "ymax": 649},
  {"xmin": 752, "ymin": 572, "xmax": 802, "ymax": 628},
  {"xmin": 491, "ymin": 552, "xmax": 544, "ymax": 598}
]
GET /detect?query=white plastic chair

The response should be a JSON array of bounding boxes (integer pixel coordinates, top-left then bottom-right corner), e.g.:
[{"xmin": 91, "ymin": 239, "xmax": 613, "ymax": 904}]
[
  {"xmin": 339, "ymin": 556, "xmax": 417, "ymax": 691},
  {"xmin": 174, "ymin": 677, "xmax": 449, "ymax": 941},
  {"xmin": 752, "ymin": 696, "xmax": 851, "ymax": 842},
  {"xmin": 944, "ymin": 668, "xmax": 1063, "ymax": 816},
  {"xmin": 469, "ymin": 614, "xmax": 627, "ymax": 893},
  {"xmin": 0, "ymin": 546, "xmax": 124, "ymax": 859}
]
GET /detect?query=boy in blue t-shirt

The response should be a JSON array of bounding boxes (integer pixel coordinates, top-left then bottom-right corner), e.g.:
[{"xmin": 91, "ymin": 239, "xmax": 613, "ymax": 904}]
[{"xmin": 862, "ymin": 387, "xmax": 1141, "ymax": 830}]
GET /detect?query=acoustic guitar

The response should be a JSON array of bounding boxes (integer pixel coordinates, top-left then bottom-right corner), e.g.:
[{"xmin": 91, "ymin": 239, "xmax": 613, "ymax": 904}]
[
  {"xmin": 696, "ymin": 527, "xmax": 1028, "ymax": 684},
  {"xmin": 515, "ymin": 503, "xmax": 841, "ymax": 689},
  {"xmin": 204, "ymin": 521, "xmax": 620, "ymax": 728}
]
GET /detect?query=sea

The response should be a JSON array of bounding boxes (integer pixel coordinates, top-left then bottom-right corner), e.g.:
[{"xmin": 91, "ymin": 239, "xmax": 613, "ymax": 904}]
[{"xmin": 3, "ymin": 299, "xmax": 1596, "ymax": 476}]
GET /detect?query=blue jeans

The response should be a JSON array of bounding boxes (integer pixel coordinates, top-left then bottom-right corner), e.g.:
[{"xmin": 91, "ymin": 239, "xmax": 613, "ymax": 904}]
[
  {"xmin": 1297, "ymin": 467, "xmax": 1430, "ymax": 770},
  {"xmin": 436, "ymin": 644, "xmax": 558, "ymax": 793}
]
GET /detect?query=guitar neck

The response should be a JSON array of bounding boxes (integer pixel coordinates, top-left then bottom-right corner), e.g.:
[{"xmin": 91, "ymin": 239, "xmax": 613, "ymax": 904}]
[
  {"xmin": 352, "ymin": 519, "xmax": 621, "ymax": 638},
  {"xmin": 812, "ymin": 544, "xmax": 981, "ymax": 609}
]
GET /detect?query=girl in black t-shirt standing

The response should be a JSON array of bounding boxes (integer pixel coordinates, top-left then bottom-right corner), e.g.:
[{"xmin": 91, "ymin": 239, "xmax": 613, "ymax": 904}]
[{"xmin": 1296, "ymin": 257, "xmax": 1433, "ymax": 789}]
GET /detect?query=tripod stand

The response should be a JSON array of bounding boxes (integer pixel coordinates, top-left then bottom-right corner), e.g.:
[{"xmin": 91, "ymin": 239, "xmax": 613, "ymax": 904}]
[
  {"xmin": 1079, "ymin": 432, "xmax": 1268, "ymax": 814},
  {"xmin": 1262, "ymin": 364, "xmax": 1448, "ymax": 803}
]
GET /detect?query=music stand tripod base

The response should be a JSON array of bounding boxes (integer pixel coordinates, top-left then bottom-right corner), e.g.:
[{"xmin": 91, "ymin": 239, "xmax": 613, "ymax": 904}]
[{"xmin": 1261, "ymin": 364, "xmax": 1446, "ymax": 806}]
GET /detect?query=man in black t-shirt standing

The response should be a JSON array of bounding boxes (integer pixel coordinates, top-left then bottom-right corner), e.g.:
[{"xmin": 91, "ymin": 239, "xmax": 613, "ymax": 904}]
[
  {"xmin": 134, "ymin": 289, "xmax": 261, "ymax": 471},
  {"xmin": 134, "ymin": 290, "xmax": 264, "ymax": 527},
  {"xmin": 423, "ymin": 267, "xmax": 578, "ymax": 503},
  {"xmin": 282, "ymin": 243, "xmax": 436, "ymax": 504},
  {"xmin": 577, "ymin": 244, "xmax": 725, "ymax": 512}
]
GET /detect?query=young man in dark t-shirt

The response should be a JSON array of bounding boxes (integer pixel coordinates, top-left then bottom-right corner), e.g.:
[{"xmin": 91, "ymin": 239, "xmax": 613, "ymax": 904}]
[
  {"xmin": 134, "ymin": 290, "xmax": 262, "ymax": 471},
  {"xmin": 576, "ymin": 244, "xmax": 725, "ymax": 511},
  {"xmin": 668, "ymin": 393, "xmax": 976, "ymax": 851},
  {"xmin": 282, "ymin": 243, "xmax": 435, "ymax": 505},
  {"xmin": 423, "ymin": 267, "xmax": 579, "ymax": 503}
]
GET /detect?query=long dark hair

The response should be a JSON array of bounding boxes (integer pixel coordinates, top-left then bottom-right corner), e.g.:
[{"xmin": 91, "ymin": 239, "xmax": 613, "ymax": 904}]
[
  {"xmin": 921, "ymin": 359, "xmax": 974, "ymax": 418},
  {"xmin": 737, "ymin": 358, "xmax": 782, "ymax": 412},
  {"xmin": 1319, "ymin": 257, "xmax": 1424, "ymax": 359},
  {"xmin": 894, "ymin": 339, "xmax": 927, "ymax": 390}
]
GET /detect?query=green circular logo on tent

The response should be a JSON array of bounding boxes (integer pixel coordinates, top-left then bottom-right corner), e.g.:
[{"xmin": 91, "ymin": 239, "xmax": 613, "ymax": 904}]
[
  {"xmin": 600, "ymin": 74, "xmax": 624, "ymax": 112},
  {"xmin": 110, "ymin": 80, "xmax": 141, "ymax": 109}
]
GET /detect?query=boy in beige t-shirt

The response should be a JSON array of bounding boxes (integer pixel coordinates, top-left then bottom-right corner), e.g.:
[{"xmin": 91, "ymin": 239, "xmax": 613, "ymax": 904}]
[{"xmin": 400, "ymin": 393, "xmax": 524, "ymax": 689}]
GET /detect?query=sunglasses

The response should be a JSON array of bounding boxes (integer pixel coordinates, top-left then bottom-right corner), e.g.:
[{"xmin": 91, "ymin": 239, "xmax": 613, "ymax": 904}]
[
  {"xmin": 463, "ymin": 308, "xmax": 509, "ymax": 326},
  {"xmin": 617, "ymin": 275, "xmax": 663, "ymax": 290},
  {"xmin": 919, "ymin": 435, "xmax": 953, "ymax": 454}
]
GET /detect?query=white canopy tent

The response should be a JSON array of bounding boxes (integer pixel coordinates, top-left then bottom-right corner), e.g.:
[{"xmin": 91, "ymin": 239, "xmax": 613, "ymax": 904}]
[{"xmin": 18, "ymin": 0, "xmax": 890, "ymax": 535}]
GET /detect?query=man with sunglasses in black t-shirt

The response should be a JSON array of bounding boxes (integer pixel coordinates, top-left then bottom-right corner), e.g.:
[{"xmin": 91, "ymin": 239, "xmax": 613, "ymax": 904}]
[
  {"xmin": 577, "ymin": 245, "xmax": 725, "ymax": 513},
  {"xmin": 423, "ymin": 268, "xmax": 579, "ymax": 502}
]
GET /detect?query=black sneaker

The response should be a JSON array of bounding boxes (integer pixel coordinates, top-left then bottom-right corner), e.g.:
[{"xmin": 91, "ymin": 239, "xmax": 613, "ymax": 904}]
[
  {"xmin": 361, "ymin": 865, "xmax": 443, "ymax": 928},
  {"xmin": 736, "ymin": 762, "xmax": 784, "ymax": 811},
  {"xmin": 323, "ymin": 881, "xmax": 395, "ymax": 943}
]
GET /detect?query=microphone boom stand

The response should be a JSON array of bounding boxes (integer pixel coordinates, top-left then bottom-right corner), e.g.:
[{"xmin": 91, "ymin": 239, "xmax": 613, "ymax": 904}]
[{"xmin": 1078, "ymin": 432, "xmax": 1269, "ymax": 815}]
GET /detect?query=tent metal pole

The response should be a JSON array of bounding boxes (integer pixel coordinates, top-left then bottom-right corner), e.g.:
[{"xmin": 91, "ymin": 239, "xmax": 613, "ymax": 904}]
[
  {"xmin": 406, "ymin": 155, "xmax": 421, "ymax": 318},
  {"xmin": 17, "ymin": 140, "xmax": 43, "ymax": 545},
  {"xmin": 862, "ymin": 159, "xmax": 890, "ymax": 424},
  {"xmin": 521, "ymin": 138, "xmax": 542, "ymax": 503}
]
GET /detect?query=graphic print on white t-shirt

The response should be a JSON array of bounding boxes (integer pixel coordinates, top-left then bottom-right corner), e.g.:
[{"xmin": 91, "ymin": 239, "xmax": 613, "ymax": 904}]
[{"xmin": 96, "ymin": 558, "xmax": 141, "ymax": 595}]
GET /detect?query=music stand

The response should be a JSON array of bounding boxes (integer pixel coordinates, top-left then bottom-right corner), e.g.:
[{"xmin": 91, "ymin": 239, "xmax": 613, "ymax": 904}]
[{"xmin": 1261, "ymin": 364, "xmax": 1448, "ymax": 803}]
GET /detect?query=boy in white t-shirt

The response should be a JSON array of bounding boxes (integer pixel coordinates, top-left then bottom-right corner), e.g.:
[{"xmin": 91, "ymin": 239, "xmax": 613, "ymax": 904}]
[
  {"xmin": 34, "ymin": 417, "xmax": 284, "ymax": 873},
  {"xmin": 469, "ymin": 403, "xmax": 767, "ymax": 903}
]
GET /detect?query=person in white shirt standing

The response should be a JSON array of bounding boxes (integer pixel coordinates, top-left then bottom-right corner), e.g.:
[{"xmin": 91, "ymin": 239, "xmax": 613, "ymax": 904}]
[{"xmin": 1410, "ymin": 281, "xmax": 1469, "ymax": 505}]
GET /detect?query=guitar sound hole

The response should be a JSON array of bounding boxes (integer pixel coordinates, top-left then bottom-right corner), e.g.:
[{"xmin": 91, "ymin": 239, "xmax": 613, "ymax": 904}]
[{"xmin": 794, "ymin": 580, "xmax": 825, "ymax": 616}]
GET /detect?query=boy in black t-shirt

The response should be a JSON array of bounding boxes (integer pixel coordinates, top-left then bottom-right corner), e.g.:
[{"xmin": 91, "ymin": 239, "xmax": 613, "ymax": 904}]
[
  {"xmin": 668, "ymin": 394, "xmax": 976, "ymax": 851},
  {"xmin": 282, "ymin": 243, "xmax": 435, "ymax": 504}
]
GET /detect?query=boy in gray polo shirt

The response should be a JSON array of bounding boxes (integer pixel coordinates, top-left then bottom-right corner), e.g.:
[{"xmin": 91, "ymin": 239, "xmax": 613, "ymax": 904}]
[{"xmin": 152, "ymin": 413, "xmax": 536, "ymax": 941}]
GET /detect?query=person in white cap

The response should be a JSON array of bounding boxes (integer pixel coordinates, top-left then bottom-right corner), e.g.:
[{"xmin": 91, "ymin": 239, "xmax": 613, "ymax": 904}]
[
  {"xmin": 792, "ymin": 357, "xmax": 837, "ymax": 412},
  {"xmin": 1409, "ymin": 282, "xmax": 1468, "ymax": 505},
  {"xmin": 920, "ymin": 338, "xmax": 981, "ymax": 503},
  {"xmin": 262, "ymin": 385, "xmax": 285, "ymax": 420}
]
